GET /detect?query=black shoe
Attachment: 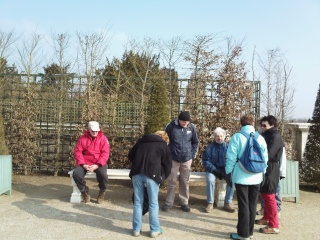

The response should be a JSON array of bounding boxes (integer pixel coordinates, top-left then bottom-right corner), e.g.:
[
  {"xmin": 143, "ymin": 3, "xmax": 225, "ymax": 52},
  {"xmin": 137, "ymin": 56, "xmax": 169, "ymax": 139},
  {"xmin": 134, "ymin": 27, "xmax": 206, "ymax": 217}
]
[
  {"xmin": 161, "ymin": 204, "xmax": 171, "ymax": 212},
  {"xmin": 181, "ymin": 204, "xmax": 190, "ymax": 212}
]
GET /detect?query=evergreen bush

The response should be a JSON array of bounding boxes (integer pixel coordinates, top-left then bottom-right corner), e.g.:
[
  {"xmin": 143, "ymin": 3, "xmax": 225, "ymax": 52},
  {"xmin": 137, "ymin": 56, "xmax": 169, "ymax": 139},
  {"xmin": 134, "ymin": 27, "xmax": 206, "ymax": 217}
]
[{"xmin": 301, "ymin": 84, "xmax": 320, "ymax": 186}]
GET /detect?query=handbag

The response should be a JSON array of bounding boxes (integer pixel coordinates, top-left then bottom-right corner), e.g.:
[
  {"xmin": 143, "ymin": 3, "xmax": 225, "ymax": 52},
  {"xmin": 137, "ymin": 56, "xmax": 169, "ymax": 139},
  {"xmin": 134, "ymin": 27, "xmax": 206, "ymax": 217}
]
[{"xmin": 132, "ymin": 186, "xmax": 149, "ymax": 215}]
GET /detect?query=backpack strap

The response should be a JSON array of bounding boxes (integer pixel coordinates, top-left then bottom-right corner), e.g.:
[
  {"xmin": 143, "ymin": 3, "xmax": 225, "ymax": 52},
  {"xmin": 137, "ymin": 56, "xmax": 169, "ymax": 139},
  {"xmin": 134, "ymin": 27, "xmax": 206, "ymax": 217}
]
[
  {"xmin": 253, "ymin": 131, "xmax": 260, "ymax": 139},
  {"xmin": 239, "ymin": 131, "xmax": 250, "ymax": 139}
]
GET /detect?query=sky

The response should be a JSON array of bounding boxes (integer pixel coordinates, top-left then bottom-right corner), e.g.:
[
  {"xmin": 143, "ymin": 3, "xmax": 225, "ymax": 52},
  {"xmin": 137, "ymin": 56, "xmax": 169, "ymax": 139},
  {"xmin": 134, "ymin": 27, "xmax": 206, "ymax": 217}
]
[{"xmin": 0, "ymin": 0, "xmax": 319, "ymax": 119}]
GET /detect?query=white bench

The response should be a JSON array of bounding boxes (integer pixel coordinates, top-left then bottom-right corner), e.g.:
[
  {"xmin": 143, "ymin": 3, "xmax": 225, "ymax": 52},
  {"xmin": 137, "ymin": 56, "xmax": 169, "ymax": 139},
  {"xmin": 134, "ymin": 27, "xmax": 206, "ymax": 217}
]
[
  {"xmin": 68, "ymin": 169, "xmax": 131, "ymax": 203},
  {"xmin": 68, "ymin": 169, "xmax": 226, "ymax": 206}
]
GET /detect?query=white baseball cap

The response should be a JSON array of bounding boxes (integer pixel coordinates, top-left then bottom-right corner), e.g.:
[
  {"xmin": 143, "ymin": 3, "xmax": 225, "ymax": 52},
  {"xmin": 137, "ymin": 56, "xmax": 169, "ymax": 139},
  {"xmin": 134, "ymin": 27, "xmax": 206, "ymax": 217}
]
[{"xmin": 88, "ymin": 121, "xmax": 100, "ymax": 131}]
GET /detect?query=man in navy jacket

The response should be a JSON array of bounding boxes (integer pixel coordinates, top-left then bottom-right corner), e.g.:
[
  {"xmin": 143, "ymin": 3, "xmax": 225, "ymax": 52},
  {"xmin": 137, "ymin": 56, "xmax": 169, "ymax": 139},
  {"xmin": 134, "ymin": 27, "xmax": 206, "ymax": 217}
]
[{"xmin": 161, "ymin": 111, "xmax": 199, "ymax": 212}]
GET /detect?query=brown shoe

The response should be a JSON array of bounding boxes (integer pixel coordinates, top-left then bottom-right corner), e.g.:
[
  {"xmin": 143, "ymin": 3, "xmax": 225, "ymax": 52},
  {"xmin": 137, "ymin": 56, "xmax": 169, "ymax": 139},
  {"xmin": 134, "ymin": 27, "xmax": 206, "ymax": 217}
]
[
  {"xmin": 81, "ymin": 186, "xmax": 91, "ymax": 203},
  {"xmin": 224, "ymin": 203, "xmax": 235, "ymax": 213},
  {"xmin": 255, "ymin": 218, "xmax": 269, "ymax": 225},
  {"xmin": 259, "ymin": 225, "xmax": 280, "ymax": 234},
  {"xmin": 97, "ymin": 190, "xmax": 106, "ymax": 204},
  {"xmin": 204, "ymin": 203, "xmax": 213, "ymax": 213}
]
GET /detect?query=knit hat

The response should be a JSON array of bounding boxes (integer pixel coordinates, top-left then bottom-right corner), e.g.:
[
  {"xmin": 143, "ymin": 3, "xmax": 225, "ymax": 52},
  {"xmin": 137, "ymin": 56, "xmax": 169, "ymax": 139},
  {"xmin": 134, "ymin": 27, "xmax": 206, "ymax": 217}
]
[
  {"xmin": 88, "ymin": 121, "xmax": 100, "ymax": 131},
  {"xmin": 178, "ymin": 111, "xmax": 191, "ymax": 121}
]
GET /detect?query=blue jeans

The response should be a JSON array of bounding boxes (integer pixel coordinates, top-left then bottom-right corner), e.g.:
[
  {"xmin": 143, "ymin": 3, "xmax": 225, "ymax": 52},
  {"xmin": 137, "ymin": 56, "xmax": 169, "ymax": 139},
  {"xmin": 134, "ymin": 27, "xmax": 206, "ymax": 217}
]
[
  {"xmin": 132, "ymin": 174, "xmax": 160, "ymax": 233},
  {"xmin": 205, "ymin": 172, "xmax": 235, "ymax": 204},
  {"xmin": 260, "ymin": 180, "xmax": 282, "ymax": 212}
]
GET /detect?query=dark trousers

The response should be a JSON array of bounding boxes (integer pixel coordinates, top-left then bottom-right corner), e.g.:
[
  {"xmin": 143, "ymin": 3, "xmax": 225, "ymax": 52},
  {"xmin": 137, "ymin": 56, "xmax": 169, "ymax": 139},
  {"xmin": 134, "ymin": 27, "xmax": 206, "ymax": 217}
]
[
  {"xmin": 235, "ymin": 183, "xmax": 260, "ymax": 238},
  {"xmin": 73, "ymin": 164, "xmax": 108, "ymax": 192}
]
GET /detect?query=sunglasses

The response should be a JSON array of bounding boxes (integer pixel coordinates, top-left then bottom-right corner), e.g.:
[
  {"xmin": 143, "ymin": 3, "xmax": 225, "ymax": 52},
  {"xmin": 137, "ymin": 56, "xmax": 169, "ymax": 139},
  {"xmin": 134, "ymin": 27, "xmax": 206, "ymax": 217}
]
[{"xmin": 261, "ymin": 124, "xmax": 267, "ymax": 128}]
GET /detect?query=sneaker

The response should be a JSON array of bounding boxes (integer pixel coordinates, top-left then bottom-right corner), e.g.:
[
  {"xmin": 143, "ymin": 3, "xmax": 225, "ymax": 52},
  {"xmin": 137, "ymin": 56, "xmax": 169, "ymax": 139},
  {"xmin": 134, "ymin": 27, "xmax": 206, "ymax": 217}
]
[
  {"xmin": 150, "ymin": 227, "xmax": 162, "ymax": 238},
  {"xmin": 132, "ymin": 231, "xmax": 140, "ymax": 237},
  {"xmin": 230, "ymin": 233, "xmax": 252, "ymax": 239},
  {"xmin": 256, "ymin": 207, "xmax": 264, "ymax": 215},
  {"xmin": 97, "ymin": 190, "xmax": 106, "ymax": 204},
  {"xmin": 81, "ymin": 186, "xmax": 91, "ymax": 203},
  {"xmin": 161, "ymin": 204, "xmax": 172, "ymax": 212},
  {"xmin": 181, "ymin": 204, "xmax": 191, "ymax": 212},
  {"xmin": 259, "ymin": 226, "xmax": 280, "ymax": 234},
  {"xmin": 204, "ymin": 203, "xmax": 213, "ymax": 213},
  {"xmin": 224, "ymin": 203, "xmax": 235, "ymax": 213},
  {"xmin": 255, "ymin": 218, "xmax": 269, "ymax": 225}
]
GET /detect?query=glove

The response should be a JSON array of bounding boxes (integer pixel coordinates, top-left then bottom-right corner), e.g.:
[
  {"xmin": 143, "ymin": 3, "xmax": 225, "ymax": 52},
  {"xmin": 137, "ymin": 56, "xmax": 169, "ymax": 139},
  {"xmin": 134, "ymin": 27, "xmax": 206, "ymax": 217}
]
[
  {"xmin": 212, "ymin": 169, "xmax": 224, "ymax": 180},
  {"xmin": 225, "ymin": 173, "xmax": 232, "ymax": 188},
  {"xmin": 280, "ymin": 176, "xmax": 285, "ymax": 180}
]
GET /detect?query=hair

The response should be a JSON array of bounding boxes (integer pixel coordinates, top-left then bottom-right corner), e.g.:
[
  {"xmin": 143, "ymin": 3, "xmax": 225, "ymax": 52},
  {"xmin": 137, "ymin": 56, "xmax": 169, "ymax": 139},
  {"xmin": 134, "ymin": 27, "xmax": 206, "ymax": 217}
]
[
  {"xmin": 260, "ymin": 115, "xmax": 278, "ymax": 127},
  {"xmin": 154, "ymin": 130, "xmax": 169, "ymax": 144},
  {"xmin": 213, "ymin": 127, "xmax": 226, "ymax": 138},
  {"xmin": 240, "ymin": 114, "xmax": 254, "ymax": 126}
]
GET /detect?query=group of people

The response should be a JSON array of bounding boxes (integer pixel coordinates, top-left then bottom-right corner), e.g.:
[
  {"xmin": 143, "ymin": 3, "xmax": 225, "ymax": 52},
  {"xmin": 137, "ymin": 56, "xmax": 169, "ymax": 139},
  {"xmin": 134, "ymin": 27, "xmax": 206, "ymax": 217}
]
[{"xmin": 72, "ymin": 111, "xmax": 285, "ymax": 240}]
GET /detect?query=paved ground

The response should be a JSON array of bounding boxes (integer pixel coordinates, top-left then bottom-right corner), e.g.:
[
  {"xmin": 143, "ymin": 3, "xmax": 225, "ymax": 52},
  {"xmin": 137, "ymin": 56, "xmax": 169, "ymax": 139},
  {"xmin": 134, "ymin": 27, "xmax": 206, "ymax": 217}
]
[{"xmin": 0, "ymin": 174, "xmax": 319, "ymax": 240}]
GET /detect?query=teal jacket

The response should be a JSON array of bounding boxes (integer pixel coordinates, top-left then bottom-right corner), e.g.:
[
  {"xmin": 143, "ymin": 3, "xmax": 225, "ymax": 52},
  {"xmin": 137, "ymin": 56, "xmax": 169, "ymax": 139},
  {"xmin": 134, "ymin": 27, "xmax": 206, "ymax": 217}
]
[{"xmin": 225, "ymin": 125, "xmax": 268, "ymax": 185}]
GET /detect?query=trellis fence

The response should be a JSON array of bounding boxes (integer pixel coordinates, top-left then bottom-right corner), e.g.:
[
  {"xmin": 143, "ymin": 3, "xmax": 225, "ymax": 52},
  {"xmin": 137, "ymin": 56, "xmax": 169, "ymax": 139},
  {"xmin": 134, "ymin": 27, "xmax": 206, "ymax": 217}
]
[{"xmin": 0, "ymin": 74, "xmax": 260, "ymax": 174}]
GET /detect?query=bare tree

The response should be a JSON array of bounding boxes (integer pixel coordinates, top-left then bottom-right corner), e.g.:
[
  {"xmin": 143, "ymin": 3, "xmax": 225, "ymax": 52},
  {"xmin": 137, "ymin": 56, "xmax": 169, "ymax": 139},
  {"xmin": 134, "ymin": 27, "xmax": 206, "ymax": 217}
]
[
  {"xmin": 16, "ymin": 32, "xmax": 43, "ymax": 81},
  {"xmin": 123, "ymin": 37, "xmax": 160, "ymax": 135},
  {"xmin": 213, "ymin": 38, "xmax": 252, "ymax": 135},
  {"xmin": 158, "ymin": 36, "xmax": 184, "ymax": 117},
  {"xmin": 75, "ymin": 29, "xmax": 112, "ymax": 124},
  {"xmin": 0, "ymin": 28, "xmax": 17, "ymax": 71},
  {"xmin": 48, "ymin": 32, "xmax": 72, "ymax": 176},
  {"xmin": 6, "ymin": 32, "xmax": 43, "ymax": 174},
  {"xmin": 158, "ymin": 36, "xmax": 184, "ymax": 80},
  {"xmin": 258, "ymin": 48, "xmax": 295, "ymax": 134},
  {"xmin": 183, "ymin": 34, "xmax": 220, "ymax": 123}
]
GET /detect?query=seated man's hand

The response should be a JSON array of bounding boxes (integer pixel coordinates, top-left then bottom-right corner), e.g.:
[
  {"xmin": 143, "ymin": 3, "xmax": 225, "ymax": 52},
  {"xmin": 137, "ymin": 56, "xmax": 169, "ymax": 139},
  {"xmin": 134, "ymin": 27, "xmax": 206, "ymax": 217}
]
[
  {"xmin": 83, "ymin": 164, "xmax": 90, "ymax": 171},
  {"xmin": 87, "ymin": 164, "xmax": 99, "ymax": 172}
]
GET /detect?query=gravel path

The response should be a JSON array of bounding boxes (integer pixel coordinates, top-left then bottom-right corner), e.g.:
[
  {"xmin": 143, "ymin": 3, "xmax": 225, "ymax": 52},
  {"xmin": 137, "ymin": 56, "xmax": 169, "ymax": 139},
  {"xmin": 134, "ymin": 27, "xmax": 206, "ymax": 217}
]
[{"xmin": 0, "ymin": 175, "xmax": 319, "ymax": 240}]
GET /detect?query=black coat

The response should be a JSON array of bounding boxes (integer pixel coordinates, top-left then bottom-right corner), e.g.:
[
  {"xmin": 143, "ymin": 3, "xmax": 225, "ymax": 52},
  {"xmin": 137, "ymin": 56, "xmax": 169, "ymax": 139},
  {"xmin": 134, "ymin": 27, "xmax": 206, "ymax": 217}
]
[
  {"xmin": 128, "ymin": 134, "xmax": 172, "ymax": 185},
  {"xmin": 260, "ymin": 127, "xmax": 284, "ymax": 194}
]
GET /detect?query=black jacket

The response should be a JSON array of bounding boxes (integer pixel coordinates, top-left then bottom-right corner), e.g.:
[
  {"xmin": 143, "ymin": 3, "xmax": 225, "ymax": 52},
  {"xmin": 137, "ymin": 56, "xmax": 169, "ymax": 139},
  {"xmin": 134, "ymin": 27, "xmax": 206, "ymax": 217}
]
[
  {"xmin": 128, "ymin": 134, "xmax": 172, "ymax": 185},
  {"xmin": 260, "ymin": 127, "xmax": 284, "ymax": 194}
]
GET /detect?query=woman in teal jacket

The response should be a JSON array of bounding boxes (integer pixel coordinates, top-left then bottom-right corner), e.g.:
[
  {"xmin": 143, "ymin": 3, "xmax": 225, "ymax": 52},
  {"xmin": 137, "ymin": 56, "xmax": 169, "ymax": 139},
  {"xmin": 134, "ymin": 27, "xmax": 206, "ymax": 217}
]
[{"xmin": 225, "ymin": 114, "xmax": 268, "ymax": 240}]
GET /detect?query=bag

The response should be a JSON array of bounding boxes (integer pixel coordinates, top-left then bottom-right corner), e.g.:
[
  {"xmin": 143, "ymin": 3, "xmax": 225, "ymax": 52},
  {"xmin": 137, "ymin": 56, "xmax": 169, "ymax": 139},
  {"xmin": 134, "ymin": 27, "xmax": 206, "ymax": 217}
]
[
  {"xmin": 238, "ymin": 131, "xmax": 266, "ymax": 174},
  {"xmin": 132, "ymin": 186, "xmax": 149, "ymax": 215}
]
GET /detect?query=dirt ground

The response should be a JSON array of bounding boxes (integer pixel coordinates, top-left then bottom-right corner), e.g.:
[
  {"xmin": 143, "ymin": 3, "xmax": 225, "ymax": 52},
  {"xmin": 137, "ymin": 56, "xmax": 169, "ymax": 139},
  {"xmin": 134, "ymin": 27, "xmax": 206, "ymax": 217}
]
[{"xmin": 0, "ymin": 174, "xmax": 319, "ymax": 240}]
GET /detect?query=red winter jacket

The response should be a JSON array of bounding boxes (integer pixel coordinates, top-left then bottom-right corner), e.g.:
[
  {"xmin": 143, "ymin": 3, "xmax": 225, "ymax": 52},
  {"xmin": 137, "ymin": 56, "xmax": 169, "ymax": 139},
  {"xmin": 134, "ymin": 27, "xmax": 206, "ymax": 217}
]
[{"xmin": 74, "ymin": 130, "xmax": 110, "ymax": 166}]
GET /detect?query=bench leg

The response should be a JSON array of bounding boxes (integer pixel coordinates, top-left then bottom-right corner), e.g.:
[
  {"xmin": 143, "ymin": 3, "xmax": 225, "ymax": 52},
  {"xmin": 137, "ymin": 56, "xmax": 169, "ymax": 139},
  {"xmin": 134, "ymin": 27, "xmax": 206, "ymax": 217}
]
[
  {"xmin": 214, "ymin": 179, "xmax": 227, "ymax": 207},
  {"xmin": 70, "ymin": 175, "xmax": 82, "ymax": 203}
]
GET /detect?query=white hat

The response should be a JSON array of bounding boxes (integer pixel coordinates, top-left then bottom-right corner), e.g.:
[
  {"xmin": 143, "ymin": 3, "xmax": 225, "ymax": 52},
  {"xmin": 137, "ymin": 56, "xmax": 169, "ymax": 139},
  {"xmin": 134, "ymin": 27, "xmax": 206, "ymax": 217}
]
[{"xmin": 88, "ymin": 121, "xmax": 100, "ymax": 131}]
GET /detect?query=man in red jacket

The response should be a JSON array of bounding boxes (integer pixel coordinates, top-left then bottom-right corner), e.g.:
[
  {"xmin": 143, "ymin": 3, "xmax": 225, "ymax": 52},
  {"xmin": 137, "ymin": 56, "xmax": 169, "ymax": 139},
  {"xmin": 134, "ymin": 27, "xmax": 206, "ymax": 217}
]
[{"xmin": 73, "ymin": 121, "xmax": 110, "ymax": 203}]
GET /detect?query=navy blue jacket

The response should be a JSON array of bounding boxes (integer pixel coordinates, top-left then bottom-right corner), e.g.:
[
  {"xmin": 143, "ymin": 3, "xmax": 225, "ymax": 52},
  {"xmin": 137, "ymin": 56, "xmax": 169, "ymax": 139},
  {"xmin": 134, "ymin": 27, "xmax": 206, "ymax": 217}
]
[
  {"xmin": 165, "ymin": 119, "xmax": 199, "ymax": 163},
  {"xmin": 202, "ymin": 141, "xmax": 228, "ymax": 172}
]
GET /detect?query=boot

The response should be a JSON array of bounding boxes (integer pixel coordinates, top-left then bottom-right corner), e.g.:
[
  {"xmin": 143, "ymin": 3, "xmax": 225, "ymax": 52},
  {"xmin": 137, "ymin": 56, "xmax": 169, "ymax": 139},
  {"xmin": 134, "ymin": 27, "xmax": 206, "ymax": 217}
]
[
  {"xmin": 81, "ymin": 186, "xmax": 91, "ymax": 203},
  {"xmin": 224, "ymin": 203, "xmax": 235, "ymax": 213},
  {"xmin": 97, "ymin": 190, "xmax": 106, "ymax": 204},
  {"xmin": 204, "ymin": 203, "xmax": 213, "ymax": 213}
]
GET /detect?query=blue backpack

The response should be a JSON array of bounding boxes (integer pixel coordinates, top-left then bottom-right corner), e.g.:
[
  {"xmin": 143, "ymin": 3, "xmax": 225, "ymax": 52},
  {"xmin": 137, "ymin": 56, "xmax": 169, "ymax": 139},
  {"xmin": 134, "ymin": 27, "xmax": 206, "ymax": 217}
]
[{"xmin": 238, "ymin": 131, "xmax": 266, "ymax": 174}]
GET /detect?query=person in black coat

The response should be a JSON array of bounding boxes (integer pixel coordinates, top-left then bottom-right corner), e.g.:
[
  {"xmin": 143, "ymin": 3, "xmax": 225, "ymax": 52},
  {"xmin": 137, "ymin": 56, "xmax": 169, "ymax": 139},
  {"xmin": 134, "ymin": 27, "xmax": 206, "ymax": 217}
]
[
  {"xmin": 255, "ymin": 115, "xmax": 284, "ymax": 234},
  {"xmin": 128, "ymin": 131, "xmax": 172, "ymax": 238}
]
